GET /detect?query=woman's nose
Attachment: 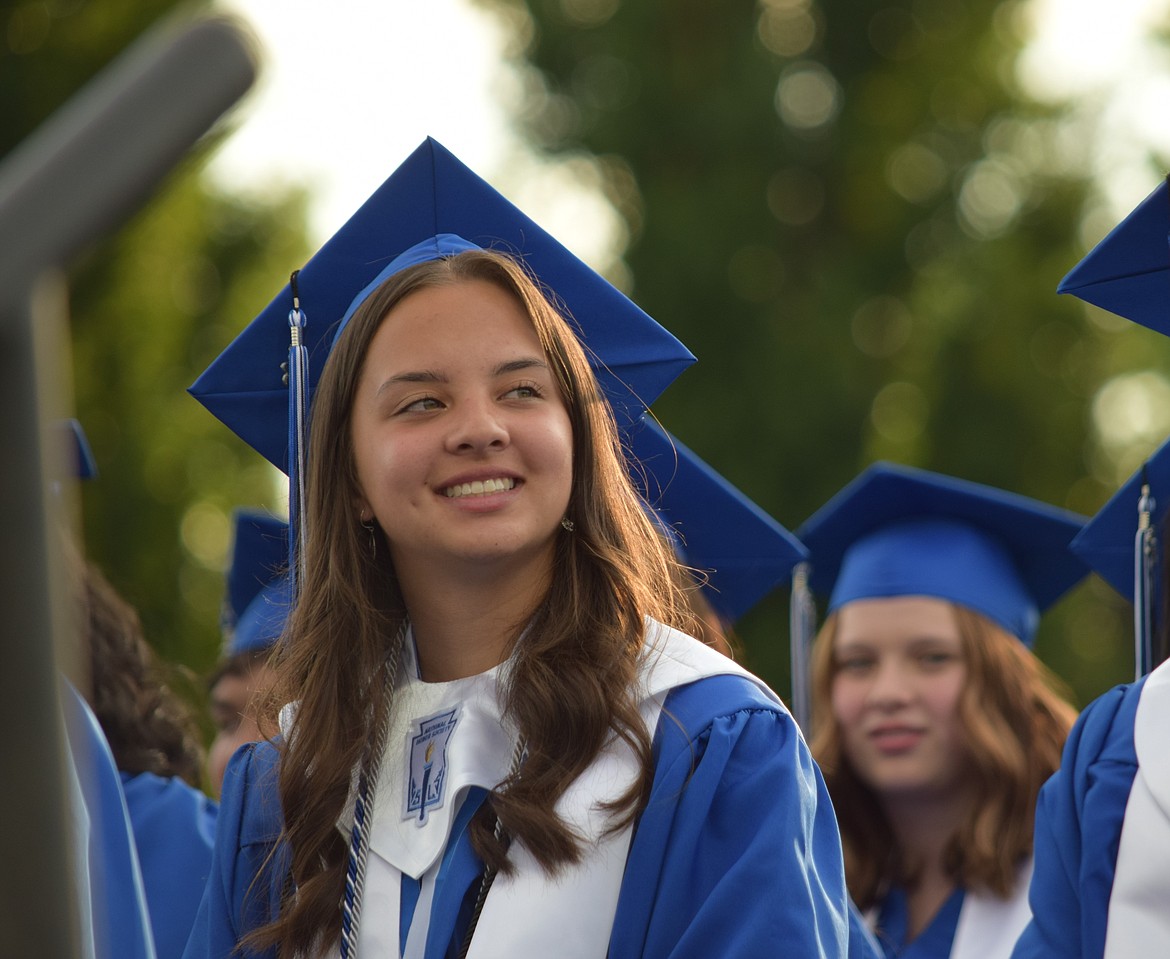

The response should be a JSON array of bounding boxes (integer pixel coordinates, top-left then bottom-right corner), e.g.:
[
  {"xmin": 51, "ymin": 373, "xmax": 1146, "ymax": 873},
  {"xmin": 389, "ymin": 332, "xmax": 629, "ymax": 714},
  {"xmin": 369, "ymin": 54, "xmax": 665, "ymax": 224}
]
[
  {"xmin": 446, "ymin": 398, "xmax": 509, "ymax": 453},
  {"xmin": 866, "ymin": 660, "xmax": 913, "ymax": 708}
]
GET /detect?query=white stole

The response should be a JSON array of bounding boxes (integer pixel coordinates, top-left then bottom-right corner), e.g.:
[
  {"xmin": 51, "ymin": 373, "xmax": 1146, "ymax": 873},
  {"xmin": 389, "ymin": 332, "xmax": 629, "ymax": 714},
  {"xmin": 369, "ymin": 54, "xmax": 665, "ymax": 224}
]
[
  {"xmin": 324, "ymin": 619, "xmax": 776, "ymax": 958},
  {"xmin": 1104, "ymin": 659, "xmax": 1170, "ymax": 959},
  {"xmin": 949, "ymin": 859, "xmax": 1032, "ymax": 959}
]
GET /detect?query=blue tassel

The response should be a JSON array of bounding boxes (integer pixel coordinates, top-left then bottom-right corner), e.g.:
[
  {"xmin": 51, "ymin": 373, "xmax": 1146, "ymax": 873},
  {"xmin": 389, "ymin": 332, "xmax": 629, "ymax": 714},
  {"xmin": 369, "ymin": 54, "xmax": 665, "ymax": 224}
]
[
  {"xmin": 789, "ymin": 561, "xmax": 815, "ymax": 732},
  {"xmin": 287, "ymin": 270, "xmax": 310, "ymax": 598}
]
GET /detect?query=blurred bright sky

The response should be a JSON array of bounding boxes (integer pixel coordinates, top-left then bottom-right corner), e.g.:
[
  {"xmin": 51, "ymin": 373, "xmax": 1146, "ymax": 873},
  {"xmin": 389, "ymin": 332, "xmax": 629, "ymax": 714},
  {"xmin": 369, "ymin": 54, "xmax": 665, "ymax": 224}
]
[
  {"xmin": 208, "ymin": 0, "xmax": 1170, "ymax": 262},
  {"xmin": 207, "ymin": 0, "xmax": 624, "ymax": 271}
]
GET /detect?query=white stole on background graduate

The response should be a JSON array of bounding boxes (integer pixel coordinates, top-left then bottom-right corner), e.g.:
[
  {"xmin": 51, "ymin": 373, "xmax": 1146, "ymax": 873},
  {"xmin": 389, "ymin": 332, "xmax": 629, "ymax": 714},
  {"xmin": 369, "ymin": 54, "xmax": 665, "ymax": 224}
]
[
  {"xmin": 949, "ymin": 859, "xmax": 1032, "ymax": 959},
  {"xmin": 1104, "ymin": 659, "xmax": 1170, "ymax": 959},
  {"xmin": 326, "ymin": 619, "xmax": 775, "ymax": 959}
]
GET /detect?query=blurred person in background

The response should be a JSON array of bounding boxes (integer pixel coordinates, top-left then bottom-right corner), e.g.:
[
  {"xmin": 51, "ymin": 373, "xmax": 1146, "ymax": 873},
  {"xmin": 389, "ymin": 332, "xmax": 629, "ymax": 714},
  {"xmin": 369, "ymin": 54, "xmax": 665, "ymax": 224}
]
[
  {"xmin": 80, "ymin": 558, "xmax": 216, "ymax": 959},
  {"xmin": 798, "ymin": 463, "xmax": 1085, "ymax": 959},
  {"xmin": 206, "ymin": 511, "xmax": 287, "ymax": 796},
  {"xmin": 1013, "ymin": 179, "xmax": 1170, "ymax": 959}
]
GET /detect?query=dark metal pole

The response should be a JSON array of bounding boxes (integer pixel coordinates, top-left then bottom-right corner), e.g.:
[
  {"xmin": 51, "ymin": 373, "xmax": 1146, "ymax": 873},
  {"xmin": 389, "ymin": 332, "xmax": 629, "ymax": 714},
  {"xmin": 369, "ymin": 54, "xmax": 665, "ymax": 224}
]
[{"xmin": 0, "ymin": 13, "xmax": 257, "ymax": 956}]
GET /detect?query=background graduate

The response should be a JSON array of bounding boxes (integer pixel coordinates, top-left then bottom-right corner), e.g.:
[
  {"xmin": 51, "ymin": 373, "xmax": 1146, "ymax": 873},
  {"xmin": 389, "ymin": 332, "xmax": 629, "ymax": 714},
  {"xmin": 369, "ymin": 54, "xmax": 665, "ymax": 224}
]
[
  {"xmin": 79, "ymin": 559, "xmax": 217, "ymax": 959},
  {"xmin": 52, "ymin": 421, "xmax": 156, "ymax": 959},
  {"xmin": 1013, "ymin": 178, "xmax": 1170, "ymax": 959},
  {"xmin": 797, "ymin": 463, "xmax": 1086, "ymax": 959},
  {"xmin": 206, "ymin": 510, "xmax": 287, "ymax": 796},
  {"xmin": 182, "ymin": 139, "xmax": 854, "ymax": 958}
]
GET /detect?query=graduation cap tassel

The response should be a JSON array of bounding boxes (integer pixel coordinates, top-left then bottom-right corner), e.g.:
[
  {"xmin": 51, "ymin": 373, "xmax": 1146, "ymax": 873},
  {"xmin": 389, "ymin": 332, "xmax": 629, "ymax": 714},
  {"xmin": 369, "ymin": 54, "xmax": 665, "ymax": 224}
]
[
  {"xmin": 789, "ymin": 561, "xmax": 815, "ymax": 732},
  {"xmin": 1135, "ymin": 476, "xmax": 1157, "ymax": 680},
  {"xmin": 287, "ymin": 270, "xmax": 310, "ymax": 596}
]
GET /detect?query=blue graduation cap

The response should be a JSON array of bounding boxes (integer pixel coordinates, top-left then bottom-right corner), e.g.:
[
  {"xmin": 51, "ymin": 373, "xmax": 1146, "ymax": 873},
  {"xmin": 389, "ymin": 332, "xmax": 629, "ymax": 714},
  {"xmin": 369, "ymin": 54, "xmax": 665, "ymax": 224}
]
[
  {"xmin": 189, "ymin": 136, "xmax": 694, "ymax": 474},
  {"xmin": 626, "ymin": 416, "xmax": 807, "ymax": 624},
  {"xmin": 1058, "ymin": 177, "xmax": 1170, "ymax": 335},
  {"xmin": 1070, "ymin": 437, "xmax": 1170, "ymax": 678},
  {"xmin": 796, "ymin": 462, "xmax": 1089, "ymax": 646},
  {"xmin": 189, "ymin": 137, "xmax": 694, "ymax": 586},
  {"xmin": 230, "ymin": 576, "xmax": 291, "ymax": 656},
  {"xmin": 223, "ymin": 510, "xmax": 289, "ymax": 655}
]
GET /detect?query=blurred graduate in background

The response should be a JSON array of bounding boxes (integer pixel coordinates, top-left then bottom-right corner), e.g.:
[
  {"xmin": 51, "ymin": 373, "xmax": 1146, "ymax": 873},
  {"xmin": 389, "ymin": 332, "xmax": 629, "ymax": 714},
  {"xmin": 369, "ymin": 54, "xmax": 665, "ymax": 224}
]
[
  {"xmin": 1014, "ymin": 179, "xmax": 1170, "ymax": 959},
  {"xmin": 65, "ymin": 420, "xmax": 216, "ymax": 959},
  {"xmin": 797, "ymin": 463, "xmax": 1086, "ymax": 959},
  {"xmin": 78, "ymin": 559, "xmax": 216, "ymax": 959},
  {"xmin": 53, "ymin": 420, "xmax": 155, "ymax": 959},
  {"xmin": 206, "ymin": 510, "xmax": 287, "ymax": 796}
]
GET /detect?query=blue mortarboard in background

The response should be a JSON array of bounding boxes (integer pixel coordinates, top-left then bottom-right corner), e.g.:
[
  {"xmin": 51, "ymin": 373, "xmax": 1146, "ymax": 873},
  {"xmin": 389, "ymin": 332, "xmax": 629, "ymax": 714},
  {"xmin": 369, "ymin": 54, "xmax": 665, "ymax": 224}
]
[
  {"xmin": 230, "ymin": 577, "xmax": 291, "ymax": 656},
  {"xmin": 223, "ymin": 510, "xmax": 289, "ymax": 656},
  {"xmin": 626, "ymin": 416, "xmax": 808, "ymax": 624},
  {"xmin": 1070, "ymin": 437, "xmax": 1170, "ymax": 678},
  {"xmin": 797, "ymin": 462, "xmax": 1089, "ymax": 646},
  {"xmin": 1058, "ymin": 177, "xmax": 1170, "ymax": 335},
  {"xmin": 1059, "ymin": 178, "xmax": 1170, "ymax": 676},
  {"xmin": 189, "ymin": 136, "xmax": 695, "ymax": 474}
]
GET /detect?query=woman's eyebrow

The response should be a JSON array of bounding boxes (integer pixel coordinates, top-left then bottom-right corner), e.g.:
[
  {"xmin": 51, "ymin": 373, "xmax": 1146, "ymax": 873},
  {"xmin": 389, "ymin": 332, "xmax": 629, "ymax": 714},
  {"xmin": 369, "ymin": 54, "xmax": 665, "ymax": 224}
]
[
  {"xmin": 493, "ymin": 356, "xmax": 549, "ymax": 375},
  {"xmin": 375, "ymin": 369, "xmax": 447, "ymax": 396}
]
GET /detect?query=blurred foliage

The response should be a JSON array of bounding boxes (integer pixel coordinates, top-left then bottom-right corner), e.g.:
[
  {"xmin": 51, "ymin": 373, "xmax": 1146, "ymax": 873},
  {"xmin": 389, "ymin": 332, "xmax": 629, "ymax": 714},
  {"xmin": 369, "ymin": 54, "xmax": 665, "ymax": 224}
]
[
  {"xmin": 474, "ymin": 0, "xmax": 1170, "ymax": 705},
  {"xmin": 2, "ymin": 0, "xmax": 308, "ymax": 695}
]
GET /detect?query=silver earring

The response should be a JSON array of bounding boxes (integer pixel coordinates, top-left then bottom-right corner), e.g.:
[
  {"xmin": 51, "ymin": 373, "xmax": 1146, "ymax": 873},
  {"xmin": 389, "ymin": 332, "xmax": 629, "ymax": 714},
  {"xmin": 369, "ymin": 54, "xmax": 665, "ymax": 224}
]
[
  {"xmin": 560, "ymin": 517, "xmax": 575, "ymax": 532},
  {"xmin": 361, "ymin": 519, "xmax": 377, "ymax": 559}
]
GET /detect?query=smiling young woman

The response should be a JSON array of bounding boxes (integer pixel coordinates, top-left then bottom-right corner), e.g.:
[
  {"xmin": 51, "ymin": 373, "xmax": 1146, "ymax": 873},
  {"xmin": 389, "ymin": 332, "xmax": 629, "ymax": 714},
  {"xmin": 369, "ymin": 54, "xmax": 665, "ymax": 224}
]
[
  {"xmin": 798, "ymin": 464, "xmax": 1083, "ymax": 959},
  {"xmin": 182, "ymin": 140, "xmax": 857, "ymax": 959}
]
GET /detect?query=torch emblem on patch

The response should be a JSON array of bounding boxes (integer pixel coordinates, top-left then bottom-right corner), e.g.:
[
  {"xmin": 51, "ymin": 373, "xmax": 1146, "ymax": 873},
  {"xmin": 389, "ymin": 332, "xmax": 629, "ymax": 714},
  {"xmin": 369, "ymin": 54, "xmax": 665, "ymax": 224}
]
[{"xmin": 404, "ymin": 706, "xmax": 460, "ymax": 826}]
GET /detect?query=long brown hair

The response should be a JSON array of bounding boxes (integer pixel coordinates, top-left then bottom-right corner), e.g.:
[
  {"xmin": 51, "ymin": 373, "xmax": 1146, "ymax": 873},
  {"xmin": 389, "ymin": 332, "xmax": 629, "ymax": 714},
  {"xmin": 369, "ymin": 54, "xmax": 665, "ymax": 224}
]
[
  {"xmin": 810, "ymin": 602, "xmax": 1076, "ymax": 909},
  {"xmin": 252, "ymin": 249, "xmax": 692, "ymax": 956}
]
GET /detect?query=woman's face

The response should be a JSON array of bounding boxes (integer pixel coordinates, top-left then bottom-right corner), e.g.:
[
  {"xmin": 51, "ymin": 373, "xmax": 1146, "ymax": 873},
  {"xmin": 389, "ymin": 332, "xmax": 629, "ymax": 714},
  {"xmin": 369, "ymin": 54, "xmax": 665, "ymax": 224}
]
[
  {"xmin": 830, "ymin": 596, "xmax": 971, "ymax": 808},
  {"xmin": 350, "ymin": 278, "xmax": 573, "ymax": 581}
]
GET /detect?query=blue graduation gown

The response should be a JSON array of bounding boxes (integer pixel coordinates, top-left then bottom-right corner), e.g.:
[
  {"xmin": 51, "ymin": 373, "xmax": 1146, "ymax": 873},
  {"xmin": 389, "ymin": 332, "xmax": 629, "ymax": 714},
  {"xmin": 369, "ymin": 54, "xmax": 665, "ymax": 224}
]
[
  {"xmin": 121, "ymin": 772, "xmax": 218, "ymax": 959},
  {"xmin": 183, "ymin": 675, "xmax": 860, "ymax": 958},
  {"xmin": 61, "ymin": 681, "xmax": 157, "ymax": 959},
  {"xmin": 872, "ymin": 886, "xmax": 965, "ymax": 959},
  {"xmin": 1011, "ymin": 679, "xmax": 1144, "ymax": 959}
]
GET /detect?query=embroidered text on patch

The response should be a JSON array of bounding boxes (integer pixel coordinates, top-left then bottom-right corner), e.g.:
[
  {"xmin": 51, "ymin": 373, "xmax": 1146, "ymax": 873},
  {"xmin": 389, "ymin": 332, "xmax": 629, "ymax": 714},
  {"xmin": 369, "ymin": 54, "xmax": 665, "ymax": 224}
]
[{"xmin": 404, "ymin": 706, "xmax": 461, "ymax": 825}]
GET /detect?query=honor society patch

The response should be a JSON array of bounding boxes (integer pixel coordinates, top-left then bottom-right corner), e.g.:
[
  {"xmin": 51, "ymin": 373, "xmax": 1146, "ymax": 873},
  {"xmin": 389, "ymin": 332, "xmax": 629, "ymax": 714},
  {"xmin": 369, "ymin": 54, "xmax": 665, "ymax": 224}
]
[{"xmin": 404, "ymin": 706, "xmax": 461, "ymax": 825}]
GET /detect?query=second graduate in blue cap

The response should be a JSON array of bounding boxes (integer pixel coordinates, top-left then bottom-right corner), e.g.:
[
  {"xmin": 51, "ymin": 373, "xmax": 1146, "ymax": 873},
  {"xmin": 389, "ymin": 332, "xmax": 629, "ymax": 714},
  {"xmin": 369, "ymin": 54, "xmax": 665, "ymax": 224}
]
[
  {"xmin": 798, "ymin": 463, "xmax": 1086, "ymax": 959},
  {"xmin": 183, "ymin": 138, "xmax": 854, "ymax": 959},
  {"xmin": 1014, "ymin": 435, "xmax": 1170, "ymax": 959},
  {"xmin": 205, "ymin": 510, "xmax": 289, "ymax": 797},
  {"xmin": 1013, "ymin": 181, "xmax": 1170, "ymax": 959}
]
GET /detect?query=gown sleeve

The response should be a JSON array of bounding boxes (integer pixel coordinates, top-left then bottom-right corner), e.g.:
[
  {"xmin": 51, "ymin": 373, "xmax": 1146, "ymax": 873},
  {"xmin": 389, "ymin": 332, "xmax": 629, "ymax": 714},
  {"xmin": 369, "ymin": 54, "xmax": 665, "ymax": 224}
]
[
  {"xmin": 1010, "ymin": 679, "xmax": 1143, "ymax": 959},
  {"xmin": 61, "ymin": 680, "xmax": 158, "ymax": 959},
  {"xmin": 182, "ymin": 742, "xmax": 286, "ymax": 959},
  {"xmin": 610, "ymin": 674, "xmax": 856, "ymax": 959},
  {"xmin": 120, "ymin": 772, "xmax": 218, "ymax": 959}
]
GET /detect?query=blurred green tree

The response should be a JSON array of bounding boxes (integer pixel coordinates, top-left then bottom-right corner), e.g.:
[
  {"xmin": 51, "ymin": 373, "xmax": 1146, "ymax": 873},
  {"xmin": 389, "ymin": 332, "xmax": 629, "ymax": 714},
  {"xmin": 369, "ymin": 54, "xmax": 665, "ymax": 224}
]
[
  {"xmin": 473, "ymin": 0, "xmax": 1170, "ymax": 704},
  {"xmin": 1, "ymin": 1, "xmax": 309, "ymax": 694}
]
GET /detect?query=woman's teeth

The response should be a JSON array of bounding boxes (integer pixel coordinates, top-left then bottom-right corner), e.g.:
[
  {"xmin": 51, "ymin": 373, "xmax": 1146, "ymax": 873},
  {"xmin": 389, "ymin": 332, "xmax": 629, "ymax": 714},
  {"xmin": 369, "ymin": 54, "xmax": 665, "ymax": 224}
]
[{"xmin": 445, "ymin": 477, "xmax": 515, "ymax": 498}]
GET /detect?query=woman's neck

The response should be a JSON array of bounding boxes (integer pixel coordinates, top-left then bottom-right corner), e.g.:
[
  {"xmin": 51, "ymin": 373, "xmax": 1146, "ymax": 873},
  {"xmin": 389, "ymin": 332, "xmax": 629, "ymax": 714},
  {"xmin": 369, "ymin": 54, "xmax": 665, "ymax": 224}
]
[
  {"xmin": 882, "ymin": 793, "xmax": 970, "ymax": 940},
  {"xmin": 396, "ymin": 555, "xmax": 551, "ymax": 682}
]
